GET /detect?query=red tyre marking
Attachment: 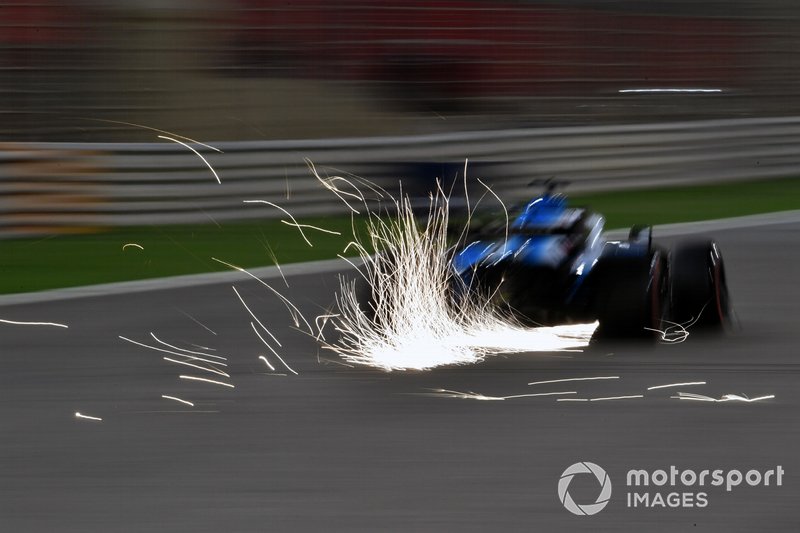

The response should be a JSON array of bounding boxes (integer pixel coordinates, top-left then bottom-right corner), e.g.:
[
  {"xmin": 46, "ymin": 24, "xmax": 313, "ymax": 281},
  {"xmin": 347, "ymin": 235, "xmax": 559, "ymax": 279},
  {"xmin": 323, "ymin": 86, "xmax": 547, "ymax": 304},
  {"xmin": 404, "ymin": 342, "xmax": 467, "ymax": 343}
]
[
  {"xmin": 713, "ymin": 261, "xmax": 724, "ymax": 322},
  {"xmin": 650, "ymin": 259, "xmax": 662, "ymax": 331}
]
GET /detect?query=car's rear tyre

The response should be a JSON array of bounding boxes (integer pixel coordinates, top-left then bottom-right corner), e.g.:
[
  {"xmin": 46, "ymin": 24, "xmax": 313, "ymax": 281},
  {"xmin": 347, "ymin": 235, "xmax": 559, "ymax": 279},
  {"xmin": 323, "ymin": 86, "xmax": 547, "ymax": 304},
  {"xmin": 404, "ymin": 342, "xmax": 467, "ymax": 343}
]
[
  {"xmin": 670, "ymin": 239, "xmax": 729, "ymax": 328},
  {"xmin": 593, "ymin": 253, "xmax": 666, "ymax": 339}
]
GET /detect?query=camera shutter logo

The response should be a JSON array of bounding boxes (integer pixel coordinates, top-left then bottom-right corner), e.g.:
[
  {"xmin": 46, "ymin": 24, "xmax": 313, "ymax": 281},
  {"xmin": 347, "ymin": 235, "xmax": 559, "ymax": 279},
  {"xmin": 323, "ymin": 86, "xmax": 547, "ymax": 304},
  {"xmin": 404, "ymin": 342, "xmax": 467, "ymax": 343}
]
[{"xmin": 558, "ymin": 462, "xmax": 612, "ymax": 516}]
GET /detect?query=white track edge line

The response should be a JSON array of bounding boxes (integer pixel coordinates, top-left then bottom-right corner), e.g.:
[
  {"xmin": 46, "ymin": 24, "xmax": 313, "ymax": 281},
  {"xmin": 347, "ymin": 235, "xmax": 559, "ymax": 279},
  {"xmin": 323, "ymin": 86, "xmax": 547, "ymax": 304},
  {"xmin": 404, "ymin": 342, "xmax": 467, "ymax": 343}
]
[{"xmin": 1, "ymin": 209, "xmax": 798, "ymax": 306}]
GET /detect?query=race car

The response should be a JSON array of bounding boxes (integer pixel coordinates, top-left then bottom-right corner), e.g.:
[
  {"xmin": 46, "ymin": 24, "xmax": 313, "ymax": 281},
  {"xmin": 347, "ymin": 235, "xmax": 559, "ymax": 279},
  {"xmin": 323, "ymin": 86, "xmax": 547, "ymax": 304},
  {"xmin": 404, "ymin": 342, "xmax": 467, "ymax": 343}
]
[{"xmin": 450, "ymin": 180, "xmax": 731, "ymax": 337}]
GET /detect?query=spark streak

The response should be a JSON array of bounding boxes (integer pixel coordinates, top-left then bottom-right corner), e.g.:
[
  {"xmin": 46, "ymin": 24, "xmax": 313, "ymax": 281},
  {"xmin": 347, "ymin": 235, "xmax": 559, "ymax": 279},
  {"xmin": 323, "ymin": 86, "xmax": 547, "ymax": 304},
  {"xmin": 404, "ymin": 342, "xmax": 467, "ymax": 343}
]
[
  {"xmin": 176, "ymin": 308, "xmax": 217, "ymax": 336},
  {"xmin": 250, "ymin": 322, "xmax": 281, "ymax": 357},
  {"xmin": 179, "ymin": 375, "xmax": 235, "ymax": 388},
  {"xmin": 619, "ymin": 88, "xmax": 722, "ymax": 94},
  {"xmin": 249, "ymin": 322, "xmax": 298, "ymax": 375},
  {"xmin": 242, "ymin": 200, "xmax": 313, "ymax": 246},
  {"xmin": 264, "ymin": 242, "xmax": 289, "ymax": 288},
  {"xmin": 671, "ymin": 392, "xmax": 775, "ymax": 403},
  {"xmin": 161, "ymin": 395, "xmax": 194, "ymax": 407},
  {"xmin": 306, "ymin": 160, "xmax": 363, "ymax": 214},
  {"xmin": 589, "ymin": 395, "xmax": 644, "ymax": 402},
  {"xmin": 645, "ymin": 309, "xmax": 708, "ymax": 344},
  {"xmin": 149, "ymin": 332, "xmax": 227, "ymax": 361},
  {"xmin": 320, "ymin": 358, "xmax": 355, "ymax": 368},
  {"xmin": 315, "ymin": 314, "xmax": 339, "ymax": 340},
  {"xmin": 158, "ymin": 135, "xmax": 221, "ymax": 184},
  {"xmin": 187, "ymin": 343, "xmax": 216, "ymax": 351},
  {"xmin": 167, "ymin": 353, "xmax": 227, "ymax": 367},
  {"xmin": 258, "ymin": 355, "xmax": 276, "ymax": 372},
  {"xmin": 477, "ymin": 177, "xmax": 508, "ymax": 244},
  {"xmin": 427, "ymin": 388, "xmax": 576, "ymax": 401},
  {"xmin": 119, "ymin": 336, "xmax": 227, "ymax": 366},
  {"xmin": 528, "ymin": 376, "xmax": 620, "ymax": 386},
  {"xmin": 231, "ymin": 286, "xmax": 282, "ymax": 346},
  {"xmin": 647, "ymin": 381, "xmax": 706, "ymax": 390},
  {"xmin": 75, "ymin": 118, "xmax": 222, "ymax": 152},
  {"xmin": 280, "ymin": 220, "xmax": 342, "ymax": 236},
  {"xmin": 214, "ymin": 258, "xmax": 312, "ymax": 333},
  {"xmin": 0, "ymin": 318, "xmax": 68, "ymax": 328},
  {"xmin": 122, "ymin": 243, "xmax": 144, "ymax": 251},
  {"xmin": 163, "ymin": 357, "xmax": 230, "ymax": 378},
  {"xmin": 75, "ymin": 412, "xmax": 102, "ymax": 421}
]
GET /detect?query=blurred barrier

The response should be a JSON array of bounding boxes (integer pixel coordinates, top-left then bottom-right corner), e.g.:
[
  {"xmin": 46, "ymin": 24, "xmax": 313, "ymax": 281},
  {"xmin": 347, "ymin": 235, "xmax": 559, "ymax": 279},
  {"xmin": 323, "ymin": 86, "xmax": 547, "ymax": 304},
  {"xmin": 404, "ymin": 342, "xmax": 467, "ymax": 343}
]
[
  {"xmin": 0, "ymin": 1, "xmax": 773, "ymax": 141},
  {"xmin": 2, "ymin": 116, "xmax": 800, "ymax": 237}
]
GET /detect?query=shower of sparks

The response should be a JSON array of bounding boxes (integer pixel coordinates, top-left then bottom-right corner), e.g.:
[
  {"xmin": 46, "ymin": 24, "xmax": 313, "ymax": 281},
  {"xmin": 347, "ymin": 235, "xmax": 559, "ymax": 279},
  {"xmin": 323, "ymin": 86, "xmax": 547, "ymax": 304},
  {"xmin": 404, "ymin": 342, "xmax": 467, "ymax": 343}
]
[
  {"xmin": 528, "ymin": 376, "xmax": 620, "ymax": 386},
  {"xmin": 671, "ymin": 392, "xmax": 775, "ymax": 403},
  {"xmin": 0, "ymin": 318, "xmax": 68, "ymax": 328},
  {"xmin": 425, "ymin": 388, "xmax": 577, "ymax": 401},
  {"xmin": 158, "ymin": 135, "xmax": 221, "ymax": 184},
  {"xmin": 179, "ymin": 375, "xmax": 235, "ymax": 388},
  {"xmin": 122, "ymin": 243, "xmax": 144, "ymax": 251},
  {"xmin": 75, "ymin": 412, "xmax": 102, "ymax": 421},
  {"xmin": 313, "ymin": 171, "xmax": 597, "ymax": 371},
  {"xmin": 161, "ymin": 395, "xmax": 194, "ymax": 407},
  {"xmin": 258, "ymin": 355, "xmax": 276, "ymax": 372},
  {"xmin": 647, "ymin": 381, "xmax": 706, "ymax": 391}
]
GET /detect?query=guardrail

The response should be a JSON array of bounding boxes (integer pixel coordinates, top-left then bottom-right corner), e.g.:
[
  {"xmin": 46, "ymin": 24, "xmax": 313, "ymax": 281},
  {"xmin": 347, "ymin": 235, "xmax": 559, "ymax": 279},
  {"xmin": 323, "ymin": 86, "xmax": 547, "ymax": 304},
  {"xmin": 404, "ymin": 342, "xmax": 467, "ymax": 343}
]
[{"xmin": 2, "ymin": 116, "xmax": 800, "ymax": 237}]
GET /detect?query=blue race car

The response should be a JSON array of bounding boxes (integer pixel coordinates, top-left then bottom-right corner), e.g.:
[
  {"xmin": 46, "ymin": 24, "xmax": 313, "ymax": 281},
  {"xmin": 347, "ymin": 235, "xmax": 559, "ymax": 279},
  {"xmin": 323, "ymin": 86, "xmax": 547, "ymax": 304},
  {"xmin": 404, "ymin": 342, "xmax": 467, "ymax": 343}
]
[{"xmin": 450, "ymin": 181, "xmax": 730, "ymax": 337}]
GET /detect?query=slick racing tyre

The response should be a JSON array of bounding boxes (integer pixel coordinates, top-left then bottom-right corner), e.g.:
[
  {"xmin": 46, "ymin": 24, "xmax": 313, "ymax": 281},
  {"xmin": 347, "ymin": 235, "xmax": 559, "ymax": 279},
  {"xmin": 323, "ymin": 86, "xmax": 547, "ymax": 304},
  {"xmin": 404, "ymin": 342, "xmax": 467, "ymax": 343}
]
[
  {"xmin": 594, "ymin": 253, "xmax": 667, "ymax": 339},
  {"xmin": 670, "ymin": 239, "xmax": 730, "ymax": 328}
]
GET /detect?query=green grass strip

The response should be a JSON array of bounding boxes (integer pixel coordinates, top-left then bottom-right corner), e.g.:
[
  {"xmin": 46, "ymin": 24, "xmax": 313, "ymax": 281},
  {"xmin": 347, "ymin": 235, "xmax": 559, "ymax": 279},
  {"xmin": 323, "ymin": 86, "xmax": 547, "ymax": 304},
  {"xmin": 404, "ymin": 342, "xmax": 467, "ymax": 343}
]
[
  {"xmin": 569, "ymin": 176, "xmax": 800, "ymax": 229},
  {"xmin": 1, "ymin": 176, "xmax": 798, "ymax": 295}
]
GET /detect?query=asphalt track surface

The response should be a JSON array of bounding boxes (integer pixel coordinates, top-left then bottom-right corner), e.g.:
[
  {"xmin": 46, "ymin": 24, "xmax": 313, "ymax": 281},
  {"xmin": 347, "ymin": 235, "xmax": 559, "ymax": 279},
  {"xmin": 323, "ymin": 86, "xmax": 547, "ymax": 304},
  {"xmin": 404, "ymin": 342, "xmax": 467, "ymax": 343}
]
[{"xmin": 1, "ymin": 219, "xmax": 799, "ymax": 532}]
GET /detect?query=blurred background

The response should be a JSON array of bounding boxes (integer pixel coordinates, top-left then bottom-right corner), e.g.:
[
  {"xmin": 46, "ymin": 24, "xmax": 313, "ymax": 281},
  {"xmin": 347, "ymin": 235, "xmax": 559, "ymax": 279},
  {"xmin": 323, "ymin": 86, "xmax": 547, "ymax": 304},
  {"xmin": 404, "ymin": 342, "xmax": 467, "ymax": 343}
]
[
  {"xmin": 3, "ymin": 0, "xmax": 798, "ymax": 142},
  {"xmin": 3, "ymin": 0, "xmax": 800, "ymax": 290}
]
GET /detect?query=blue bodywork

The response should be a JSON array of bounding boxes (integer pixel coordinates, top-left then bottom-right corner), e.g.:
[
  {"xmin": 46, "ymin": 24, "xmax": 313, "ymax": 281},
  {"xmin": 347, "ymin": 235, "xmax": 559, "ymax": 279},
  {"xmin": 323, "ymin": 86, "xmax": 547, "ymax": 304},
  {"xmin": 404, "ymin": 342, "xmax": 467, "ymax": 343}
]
[{"xmin": 450, "ymin": 192, "xmax": 653, "ymax": 322}]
